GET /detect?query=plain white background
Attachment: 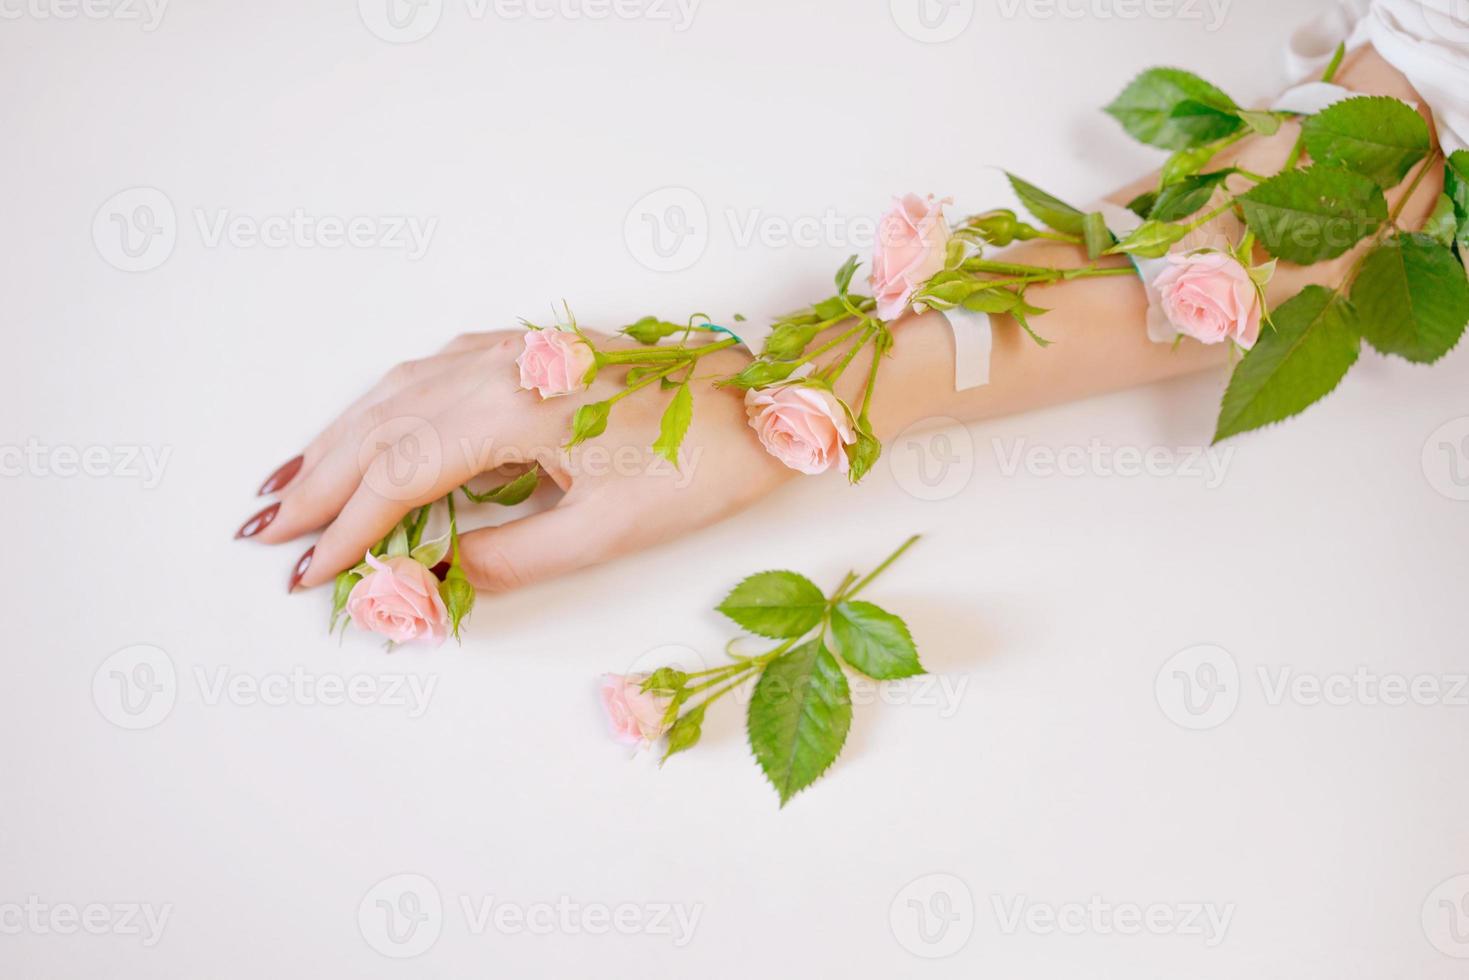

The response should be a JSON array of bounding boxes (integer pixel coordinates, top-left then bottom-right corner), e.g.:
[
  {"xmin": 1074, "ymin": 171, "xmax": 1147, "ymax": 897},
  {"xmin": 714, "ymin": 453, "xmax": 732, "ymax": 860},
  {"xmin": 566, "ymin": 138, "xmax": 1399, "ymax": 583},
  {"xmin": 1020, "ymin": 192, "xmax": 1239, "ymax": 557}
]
[{"xmin": 4, "ymin": 0, "xmax": 1469, "ymax": 975}]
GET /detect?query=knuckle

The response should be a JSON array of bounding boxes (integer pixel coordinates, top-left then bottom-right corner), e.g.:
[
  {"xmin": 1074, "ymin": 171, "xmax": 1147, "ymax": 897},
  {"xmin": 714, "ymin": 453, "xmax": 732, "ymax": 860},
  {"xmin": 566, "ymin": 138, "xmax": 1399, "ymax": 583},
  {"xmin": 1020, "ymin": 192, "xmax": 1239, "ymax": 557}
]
[
  {"xmin": 360, "ymin": 398, "xmax": 395, "ymax": 433},
  {"xmin": 385, "ymin": 358, "xmax": 422, "ymax": 386},
  {"xmin": 445, "ymin": 331, "xmax": 483, "ymax": 352}
]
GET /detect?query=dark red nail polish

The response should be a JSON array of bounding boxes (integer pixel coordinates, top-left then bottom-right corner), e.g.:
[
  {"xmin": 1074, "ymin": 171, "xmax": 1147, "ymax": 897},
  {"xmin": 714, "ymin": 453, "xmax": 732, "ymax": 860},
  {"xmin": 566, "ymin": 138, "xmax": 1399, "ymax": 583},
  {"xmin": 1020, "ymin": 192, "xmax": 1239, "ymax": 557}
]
[
  {"xmin": 257, "ymin": 455, "xmax": 304, "ymax": 496},
  {"xmin": 289, "ymin": 547, "xmax": 314, "ymax": 593},
  {"xmin": 234, "ymin": 502, "xmax": 280, "ymax": 539}
]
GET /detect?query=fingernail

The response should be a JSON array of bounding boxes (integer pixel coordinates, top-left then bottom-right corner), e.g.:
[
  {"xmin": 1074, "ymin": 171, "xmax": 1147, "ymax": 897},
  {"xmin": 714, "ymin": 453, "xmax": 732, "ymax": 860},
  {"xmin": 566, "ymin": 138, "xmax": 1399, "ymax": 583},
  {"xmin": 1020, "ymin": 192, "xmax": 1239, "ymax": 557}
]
[
  {"xmin": 234, "ymin": 502, "xmax": 280, "ymax": 539},
  {"xmin": 289, "ymin": 547, "xmax": 314, "ymax": 593},
  {"xmin": 257, "ymin": 455, "xmax": 304, "ymax": 496}
]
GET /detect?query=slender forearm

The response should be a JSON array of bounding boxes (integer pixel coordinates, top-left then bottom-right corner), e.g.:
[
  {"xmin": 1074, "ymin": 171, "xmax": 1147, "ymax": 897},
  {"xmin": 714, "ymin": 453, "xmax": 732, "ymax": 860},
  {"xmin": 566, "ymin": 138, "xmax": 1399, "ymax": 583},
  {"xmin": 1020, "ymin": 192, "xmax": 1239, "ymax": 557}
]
[{"xmin": 851, "ymin": 45, "xmax": 1442, "ymax": 440}]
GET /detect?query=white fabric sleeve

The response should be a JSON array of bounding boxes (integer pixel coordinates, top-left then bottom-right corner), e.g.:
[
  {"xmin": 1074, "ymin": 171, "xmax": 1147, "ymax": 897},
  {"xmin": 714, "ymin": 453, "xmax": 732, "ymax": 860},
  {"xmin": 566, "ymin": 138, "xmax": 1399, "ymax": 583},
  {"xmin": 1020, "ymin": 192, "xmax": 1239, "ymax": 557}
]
[{"xmin": 1289, "ymin": 0, "xmax": 1469, "ymax": 154}]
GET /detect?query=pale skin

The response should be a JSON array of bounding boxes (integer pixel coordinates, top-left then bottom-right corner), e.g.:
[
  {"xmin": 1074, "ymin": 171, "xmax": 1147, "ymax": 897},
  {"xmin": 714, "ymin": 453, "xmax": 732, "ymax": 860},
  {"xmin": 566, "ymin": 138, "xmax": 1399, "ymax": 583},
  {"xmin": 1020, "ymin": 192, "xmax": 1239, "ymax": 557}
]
[{"xmin": 241, "ymin": 47, "xmax": 1440, "ymax": 594}]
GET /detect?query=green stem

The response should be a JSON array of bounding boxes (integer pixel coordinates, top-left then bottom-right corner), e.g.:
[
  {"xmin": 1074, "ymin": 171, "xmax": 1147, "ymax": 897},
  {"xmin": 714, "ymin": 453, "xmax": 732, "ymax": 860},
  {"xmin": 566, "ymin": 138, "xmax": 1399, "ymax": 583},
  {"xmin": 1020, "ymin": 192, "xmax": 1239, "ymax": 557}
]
[
  {"xmin": 1030, "ymin": 230, "xmax": 1084, "ymax": 244},
  {"xmin": 966, "ymin": 268, "xmax": 1134, "ymax": 292},
  {"xmin": 607, "ymin": 361, "xmax": 685, "ymax": 405},
  {"xmin": 1185, "ymin": 200, "xmax": 1236, "ymax": 232},
  {"xmin": 686, "ymin": 668, "xmax": 759, "ymax": 712},
  {"xmin": 965, "ymin": 258, "xmax": 1071, "ymax": 277},
  {"xmin": 1321, "ymin": 41, "xmax": 1346, "ymax": 84},
  {"xmin": 964, "ymin": 259, "xmax": 1133, "ymax": 282},
  {"xmin": 601, "ymin": 337, "xmax": 738, "ymax": 365},
  {"xmin": 406, "ymin": 504, "xmax": 431, "ymax": 550},
  {"xmin": 685, "ymin": 660, "xmax": 759, "ymax": 695},
  {"xmin": 828, "ymin": 571, "xmax": 860, "ymax": 603},
  {"xmin": 821, "ymin": 327, "xmax": 874, "ymax": 385},
  {"xmin": 687, "ymin": 635, "xmax": 801, "ymax": 681},
  {"xmin": 1283, "ymin": 43, "xmax": 1346, "ymax": 170},
  {"xmin": 844, "ymin": 535, "xmax": 922, "ymax": 601},
  {"xmin": 794, "ymin": 320, "xmax": 867, "ymax": 369},
  {"xmin": 856, "ymin": 331, "xmax": 884, "ymax": 424},
  {"xmin": 1388, "ymin": 149, "xmax": 1441, "ymax": 227},
  {"xmin": 1333, "ymin": 149, "xmax": 1443, "ymax": 297},
  {"xmin": 445, "ymin": 492, "xmax": 461, "ymax": 567}
]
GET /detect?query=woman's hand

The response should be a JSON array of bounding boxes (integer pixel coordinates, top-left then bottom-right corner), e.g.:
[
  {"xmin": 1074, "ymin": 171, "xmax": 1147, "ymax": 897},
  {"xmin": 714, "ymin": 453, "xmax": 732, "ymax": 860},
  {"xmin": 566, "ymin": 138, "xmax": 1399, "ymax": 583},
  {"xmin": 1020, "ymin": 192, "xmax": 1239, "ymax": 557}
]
[{"xmin": 237, "ymin": 330, "xmax": 795, "ymax": 592}]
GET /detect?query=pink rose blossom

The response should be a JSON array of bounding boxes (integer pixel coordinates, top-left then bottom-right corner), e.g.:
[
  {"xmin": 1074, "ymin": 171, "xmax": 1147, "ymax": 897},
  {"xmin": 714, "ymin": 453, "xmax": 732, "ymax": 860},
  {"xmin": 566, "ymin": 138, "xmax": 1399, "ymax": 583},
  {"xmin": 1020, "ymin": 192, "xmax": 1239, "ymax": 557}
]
[
  {"xmin": 745, "ymin": 384, "xmax": 855, "ymax": 476},
  {"xmin": 346, "ymin": 554, "xmax": 449, "ymax": 647},
  {"xmin": 870, "ymin": 193, "xmax": 952, "ymax": 322},
  {"xmin": 599, "ymin": 674, "xmax": 674, "ymax": 745},
  {"xmin": 517, "ymin": 329, "xmax": 597, "ymax": 398},
  {"xmin": 1152, "ymin": 251, "xmax": 1264, "ymax": 349}
]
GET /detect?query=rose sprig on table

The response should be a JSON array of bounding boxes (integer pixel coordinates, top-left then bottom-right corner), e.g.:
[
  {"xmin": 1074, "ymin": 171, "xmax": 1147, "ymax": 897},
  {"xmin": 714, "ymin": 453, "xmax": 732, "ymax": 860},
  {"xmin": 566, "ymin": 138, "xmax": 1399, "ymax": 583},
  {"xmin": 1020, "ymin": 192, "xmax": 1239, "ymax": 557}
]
[{"xmin": 600, "ymin": 536, "xmax": 925, "ymax": 806}]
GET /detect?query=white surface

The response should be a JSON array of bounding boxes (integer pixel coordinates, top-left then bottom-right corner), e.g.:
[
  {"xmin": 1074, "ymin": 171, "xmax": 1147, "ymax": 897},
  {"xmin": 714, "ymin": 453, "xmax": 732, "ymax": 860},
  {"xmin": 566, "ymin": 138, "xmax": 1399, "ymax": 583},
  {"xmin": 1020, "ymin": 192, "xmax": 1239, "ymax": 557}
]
[{"xmin": 4, "ymin": 1, "xmax": 1469, "ymax": 977}]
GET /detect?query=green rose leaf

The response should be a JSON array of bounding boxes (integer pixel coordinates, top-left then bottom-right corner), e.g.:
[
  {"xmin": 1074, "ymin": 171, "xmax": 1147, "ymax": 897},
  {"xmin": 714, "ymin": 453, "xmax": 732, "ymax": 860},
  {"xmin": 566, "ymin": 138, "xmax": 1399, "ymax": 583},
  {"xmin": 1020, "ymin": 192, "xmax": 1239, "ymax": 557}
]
[
  {"xmin": 621, "ymin": 316, "xmax": 685, "ymax": 345},
  {"xmin": 567, "ymin": 400, "xmax": 611, "ymax": 447},
  {"xmin": 1238, "ymin": 109, "xmax": 1283, "ymax": 137},
  {"xmin": 829, "ymin": 600, "xmax": 923, "ymax": 680},
  {"xmin": 1106, "ymin": 219, "xmax": 1190, "ymax": 259},
  {"xmin": 329, "ymin": 570, "xmax": 361, "ymax": 632},
  {"xmin": 747, "ymin": 638, "xmax": 852, "ymax": 806},
  {"xmin": 716, "ymin": 571, "xmax": 828, "ymax": 638},
  {"xmin": 1082, "ymin": 211, "xmax": 1113, "ymax": 260},
  {"xmin": 1351, "ymin": 234, "xmax": 1469, "ymax": 364},
  {"xmin": 961, "ymin": 288, "xmax": 1022, "ymax": 314},
  {"xmin": 1148, "ymin": 170, "xmax": 1233, "ymax": 222},
  {"xmin": 1213, "ymin": 285, "xmax": 1360, "ymax": 443},
  {"xmin": 812, "ymin": 296, "xmax": 850, "ymax": 321},
  {"xmin": 651, "ymin": 383, "xmax": 694, "ymax": 465},
  {"xmin": 1423, "ymin": 194, "xmax": 1458, "ymax": 247},
  {"xmin": 846, "ymin": 428, "xmax": 881, "ymax": 485},
  {"xmin": 1160, "ymin": 143, "xmax": 1221, "ymax": 186},
  {"xmin": 409, "ymin": 531, "xmax": 451, "ymax": 568},
  {"xmin": 1125, "ymin": 190, "xmax": 1158, "ymax": 219},
  {"xmin": 1104, "ymin": 68, "xmax": 1242, "ymax": 150},
  {"xmin": 1006, "ymin": 173, "xmax": 1086, "ymax": 236},
  {"xmin": 1300, "ymin": 95, "xmax": 1430, "ymax": 188},
  {"xmin": 834, "ymin": 254, "xmax": 861, "ymax": 296},
  {"xmin": 943, "ymin": 236, "xmax": 967, "ymax": 270},
  {"xmin": 460, "ymin": 468, "xmax": 539, "ymax": 506},
  {"xmin": 1239, "ymin": 166, "xmax": 1387, "ymax": 264},
  {"xmin": 1445, "ymin": 150, "xmax": 1469, "ymax": 251}
]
